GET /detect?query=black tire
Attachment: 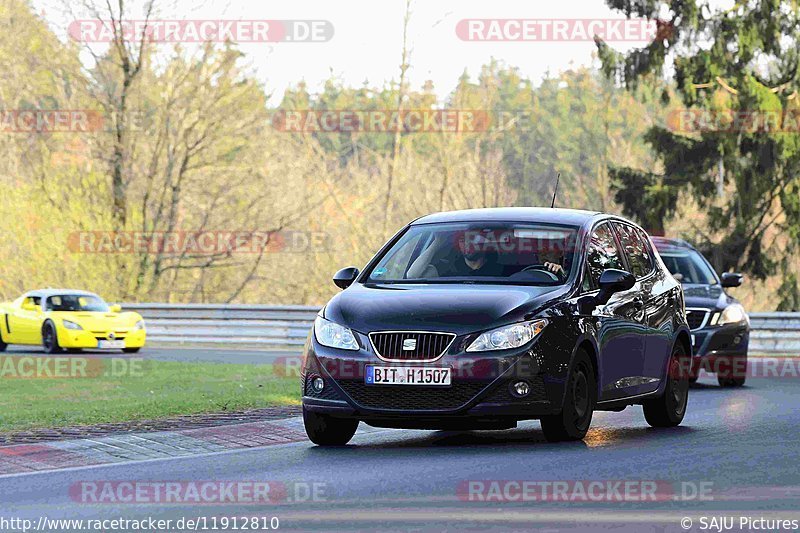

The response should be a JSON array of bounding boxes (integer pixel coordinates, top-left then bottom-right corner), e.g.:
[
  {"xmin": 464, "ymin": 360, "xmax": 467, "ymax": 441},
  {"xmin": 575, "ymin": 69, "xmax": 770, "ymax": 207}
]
[
  {"xmin": 643, "ymin": 344, "xmax": 689, "ymax": 427},
  {"xmin": 66, "ymin": 348, "xmax": 83, "ymax": 354},
  {"xmin": 42, "ymin": 322, "xmax": 62, "ymax": 354},
  {"xmin": 0, "ymin": 322, "xmax": 7, "ymax": 352},
  {"xmin": 303, "ymin": 406, "xmax": 358, "ymax": 446},
  {"xmin": 123, "ymin": 347, "xmax": 141, "ymax": 354},
  {"xmin": 540, "ymin": 349, "xmax": 596, "ymax": 442},
  {"xmin": 717, "ymin": 355, "xmax": 746, "ymax": 387}
]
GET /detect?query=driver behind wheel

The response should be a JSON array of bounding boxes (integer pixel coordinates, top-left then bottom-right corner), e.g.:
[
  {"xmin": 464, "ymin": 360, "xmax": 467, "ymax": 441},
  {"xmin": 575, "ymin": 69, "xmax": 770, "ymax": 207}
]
[
  {"xmin": 542, "ymin": 259, "xmax": 565, "ymax": 277},
  {"xmin": 440, "ymin": 231, "xmax": 504, "ymax": 277}
]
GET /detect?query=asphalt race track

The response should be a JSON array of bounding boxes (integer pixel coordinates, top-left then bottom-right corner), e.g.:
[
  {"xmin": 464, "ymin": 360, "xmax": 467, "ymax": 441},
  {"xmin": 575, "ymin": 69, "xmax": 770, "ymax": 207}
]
[{"xmin": 1, "ymin": 360, "xmax": 799, "ymax": 532}]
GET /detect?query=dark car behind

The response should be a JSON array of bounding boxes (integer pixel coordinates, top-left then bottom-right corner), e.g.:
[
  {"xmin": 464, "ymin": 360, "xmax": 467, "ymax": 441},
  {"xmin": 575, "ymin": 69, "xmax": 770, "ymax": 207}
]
[{"xmin": 652, "ymin": 237, "xmax": 750, "ymax": 387}]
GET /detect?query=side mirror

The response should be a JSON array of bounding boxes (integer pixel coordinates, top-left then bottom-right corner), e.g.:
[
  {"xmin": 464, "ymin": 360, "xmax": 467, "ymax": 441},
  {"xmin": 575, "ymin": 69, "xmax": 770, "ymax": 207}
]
[
  {"xmin": 720, "ymin": 272, "xmax": 743, "ymax": 288},
  {"xmin": 109, "ymin": 304, "xmax": 122, "ymax": 313},
  {"xmin": 596, "ymin": 269, "xmax": 636, "ymax": 305},
  {"xmin": 333, "ymin": 267, "xmax": 359, "ymax": 290},
  {"xmin": 579, "ymin": 269, "xmax": 636, "ymax": 314}
]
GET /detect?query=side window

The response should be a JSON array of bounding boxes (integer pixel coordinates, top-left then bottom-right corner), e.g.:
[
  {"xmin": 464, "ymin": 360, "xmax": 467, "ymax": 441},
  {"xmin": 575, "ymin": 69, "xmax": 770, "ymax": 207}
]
[
  {"xmin": 614, "ymin": 223, "xmax": 654, "ymax": 278},
  {"xmin": 636, "ymin": 228, "xmax": 657, "ymax": 273},
  {"xmin": 581, "ymin": 263, "xmax": 594, "ymax": 292},
  {"xmin": 586, "ymin": 224, "xmax": 625, "ymax": 287}
]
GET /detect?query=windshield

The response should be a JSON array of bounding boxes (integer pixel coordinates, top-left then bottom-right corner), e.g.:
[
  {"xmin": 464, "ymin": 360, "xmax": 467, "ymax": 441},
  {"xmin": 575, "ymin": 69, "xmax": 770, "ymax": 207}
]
[
  {"xmin": 366, "ymin": 222, "xmax": 580, "ymax": 285},
  {"xmin": 46, "ymin": 294, "xmax": 110, "ymax": 312},
  {"xmin": 658, "ymin": 250, "xmax": 718, "ymax": 285}
]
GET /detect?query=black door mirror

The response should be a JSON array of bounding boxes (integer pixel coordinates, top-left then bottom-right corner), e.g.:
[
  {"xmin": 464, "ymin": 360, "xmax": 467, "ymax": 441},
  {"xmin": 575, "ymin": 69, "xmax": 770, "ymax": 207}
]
[
  {"xmin": 596, "ymin": 269, "xmax": 636, "ymax": 305},
  {"xmin": 720, "ymin": 272, "xmax": 743, "ymax": 288},
  {"xmin": 578, "ymin": 269, "xmax": 636, "ymax": 314},
  {"xmin": 333, "ymin": 267, "xmax": 359, "ymax": 289}
]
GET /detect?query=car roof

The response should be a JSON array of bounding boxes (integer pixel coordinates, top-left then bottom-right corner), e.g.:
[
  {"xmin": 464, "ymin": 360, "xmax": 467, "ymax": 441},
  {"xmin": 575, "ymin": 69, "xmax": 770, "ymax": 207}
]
[
  {"xmin": 650, "ymin": 236, "xmax": 697, "ymax": 252},
  {"xmin": 412, "ymin": 207, "xmax": 605, "ymax": 227},
  {"xmin": 24, "ymin": 289, "xmax": 101, "ymax": 299}
]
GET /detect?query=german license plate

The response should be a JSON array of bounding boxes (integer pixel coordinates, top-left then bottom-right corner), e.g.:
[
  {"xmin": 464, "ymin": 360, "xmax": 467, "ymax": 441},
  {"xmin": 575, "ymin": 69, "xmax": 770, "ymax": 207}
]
[
  {"xmin": 98, "ymin": 340, "xmax": 125, "ymax": 349},
  {"xmin": 365, "ymin": 366, "xmax": 451, "ymax": 386}
]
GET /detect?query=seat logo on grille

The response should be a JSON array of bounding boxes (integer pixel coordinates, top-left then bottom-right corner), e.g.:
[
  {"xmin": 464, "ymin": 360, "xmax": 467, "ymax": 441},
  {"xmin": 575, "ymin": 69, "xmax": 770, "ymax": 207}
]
[{"xmin": 402, "ymin": 339, "xmax": 417, "ymax": 351}]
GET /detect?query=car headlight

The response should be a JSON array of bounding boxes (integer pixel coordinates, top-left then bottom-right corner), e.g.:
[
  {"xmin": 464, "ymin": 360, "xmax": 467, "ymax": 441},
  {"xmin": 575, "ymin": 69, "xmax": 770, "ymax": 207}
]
[
  {"xmin": 466, "ymin": 319, "xmax": 548, "ymax": 352},
  {"xmin": 134, "ymin": 320, "xmax": 145, "ymax": 330},
  {"xmin": 718, "ymin": 304, "xmax": 748, "ymax": 326},
  {"xmin": 314, "ymin": 316, "xmax": 359, "ymax": 351},
  {"xmin": 62, "ymin": 320, "xmax": 83, "ymax": 330}
]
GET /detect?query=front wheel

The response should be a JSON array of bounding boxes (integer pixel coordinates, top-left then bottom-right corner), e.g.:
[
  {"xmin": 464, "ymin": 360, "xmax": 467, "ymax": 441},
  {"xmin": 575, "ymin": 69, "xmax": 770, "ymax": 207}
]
[
  {"xmin": 643, "ymin": 344, "xmax": 689, "ymax": 427},
  {"xmin": 303, "ymin": 406, "xmax": 358, "ymax": 446},
  {"xmin": 717, "ymin": 355, "xmax": 747, "ymax": 387},
  {"xmin": 0, "ymin": 324, "xmax": 7, "ymax": 352},
  {"xmin": 540, "ymin": 349, "xmax": 596, "ymax": 442},
  {"xmin": 42, "ymin": 322, "xmax": 62, "ymax": 354},
  {"xmin": 123, "ymin": 347, "xmax": 141, "ymax": 354}
]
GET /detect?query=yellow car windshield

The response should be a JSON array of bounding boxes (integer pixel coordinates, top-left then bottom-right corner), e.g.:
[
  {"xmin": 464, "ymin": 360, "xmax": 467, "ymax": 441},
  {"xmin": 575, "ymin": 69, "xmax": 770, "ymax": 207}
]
[{"xmin": 46, "ymin": 295, "xmax": 110, "ymax": 312}]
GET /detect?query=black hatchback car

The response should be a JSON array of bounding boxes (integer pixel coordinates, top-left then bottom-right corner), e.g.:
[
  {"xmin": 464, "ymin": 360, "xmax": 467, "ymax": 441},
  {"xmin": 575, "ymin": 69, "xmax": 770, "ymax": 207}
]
[
  {"xmin": 302, "ymin": 208, "xmax": 692, "ymax": 445},
  {"xmin": 652, "ymin": 237, "xmax": 750, "ymax": 387}
]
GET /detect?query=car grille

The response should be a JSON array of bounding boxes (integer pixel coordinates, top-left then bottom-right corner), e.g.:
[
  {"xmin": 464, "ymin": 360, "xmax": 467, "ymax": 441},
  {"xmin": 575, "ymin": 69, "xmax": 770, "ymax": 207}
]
[
  {"xmin": 336, "ymin": 380, "xmax": 486, "ymax": 411},
  {"xmin": 369, "ymin": 331, "xmax": 456, "ymax": 361},
  {"xmin": 686, "ymin": 309, "xmax": 710, "ymax": 330}
]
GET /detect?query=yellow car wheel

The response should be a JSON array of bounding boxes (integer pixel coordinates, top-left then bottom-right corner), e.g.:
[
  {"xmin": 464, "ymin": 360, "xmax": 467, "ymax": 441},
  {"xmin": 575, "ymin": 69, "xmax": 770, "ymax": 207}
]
[{"xmin": 42, "ymin": 321, "xmax": 62, "ymax": 354}]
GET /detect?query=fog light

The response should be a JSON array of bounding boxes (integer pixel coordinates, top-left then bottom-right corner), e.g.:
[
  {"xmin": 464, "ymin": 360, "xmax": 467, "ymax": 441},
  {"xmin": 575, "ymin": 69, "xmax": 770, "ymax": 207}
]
[
  {"xmin": 512, "ymin": 380, "xmax": 530, "ymax": 398},
  {"xmin": 312, "ymin": 376, "xmax": 325, "ymax": 393}
]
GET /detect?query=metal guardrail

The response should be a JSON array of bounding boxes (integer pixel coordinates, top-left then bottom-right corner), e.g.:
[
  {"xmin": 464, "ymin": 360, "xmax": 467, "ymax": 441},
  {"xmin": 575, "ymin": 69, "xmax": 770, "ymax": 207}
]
[
  {"xmin": 123, "ymin": 304, "xmax": 800, "ymax": 355},
  {"xmin": 123, "ymin": 304, "xmax": 318, "ymax": 347},
  {"xmin": 749, "ymin": 313, "xmax": 800, "ymax": 355}
]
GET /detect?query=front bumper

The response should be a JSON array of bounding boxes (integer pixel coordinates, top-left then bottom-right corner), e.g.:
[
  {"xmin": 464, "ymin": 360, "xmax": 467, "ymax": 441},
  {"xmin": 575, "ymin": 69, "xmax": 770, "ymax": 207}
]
[
  {"xmin": 300, "ymin": 330, "xmax": 571, "ymax": 430},
  {"xmin": 690, "ymin": 323, "xmax": 749, "ymax": 374},
  {"xmin": 58, "ymin": 328, "xmax": 146, "ymax": 349}
]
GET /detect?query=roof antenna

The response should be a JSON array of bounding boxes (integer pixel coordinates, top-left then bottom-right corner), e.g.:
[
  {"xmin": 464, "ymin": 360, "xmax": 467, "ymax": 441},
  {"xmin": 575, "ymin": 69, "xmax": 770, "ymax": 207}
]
[{"xmin": 550, "ymin": 172, "xmax": 560, "ymax": 208}]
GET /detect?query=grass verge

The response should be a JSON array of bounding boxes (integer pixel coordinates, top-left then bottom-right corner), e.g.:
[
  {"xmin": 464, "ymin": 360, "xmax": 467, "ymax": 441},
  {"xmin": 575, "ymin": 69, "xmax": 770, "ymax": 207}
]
[{"xmin": 0, "ymin": 359, "xmax": 299, "ymax": 432}]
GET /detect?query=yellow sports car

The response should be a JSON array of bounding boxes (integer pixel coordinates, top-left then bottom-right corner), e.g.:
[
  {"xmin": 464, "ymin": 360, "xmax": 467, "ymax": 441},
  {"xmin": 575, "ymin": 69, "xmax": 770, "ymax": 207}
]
[{"xmin": 0, "ymin": 289, "xmax": 146, "ymax": 353}]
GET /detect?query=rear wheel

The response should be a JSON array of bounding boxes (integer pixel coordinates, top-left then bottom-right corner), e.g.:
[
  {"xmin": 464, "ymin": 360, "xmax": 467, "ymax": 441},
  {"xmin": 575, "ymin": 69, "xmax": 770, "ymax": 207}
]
[
  {"xmin": 540, "ymin": 349, "xmax": 596, "ymax": 442},
  {"xmin": 643, "ymin": 344, "xmax": 689, "ymax": 427},
  {"xmin": 42, "ymin": 322, "xmax": 62, "ymax": 354},
  {"xmin": 303, "ymin": 406, "xmax": 359, "ymax": 446}
]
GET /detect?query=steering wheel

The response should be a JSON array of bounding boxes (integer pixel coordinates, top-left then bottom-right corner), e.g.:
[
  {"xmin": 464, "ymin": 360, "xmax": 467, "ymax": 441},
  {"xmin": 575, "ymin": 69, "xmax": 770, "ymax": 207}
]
[{"xmin": 520, "ymin": 264, "xmax": 561, "ymax": 281}]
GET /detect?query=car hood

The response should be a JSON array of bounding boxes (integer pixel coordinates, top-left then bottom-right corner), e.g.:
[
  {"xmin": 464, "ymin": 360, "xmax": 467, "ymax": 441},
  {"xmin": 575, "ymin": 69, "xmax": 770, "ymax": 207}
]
[
  {"xmin": 49, "ymin": 311, "xmax": 142, "ymax": 330},
  {"xmin": 324, "ymin": 283, "xmax": 567, "ymax": 335},
  {"xmin": 681, "ymin": 284, "xmax": 736, "ymax": 310}
]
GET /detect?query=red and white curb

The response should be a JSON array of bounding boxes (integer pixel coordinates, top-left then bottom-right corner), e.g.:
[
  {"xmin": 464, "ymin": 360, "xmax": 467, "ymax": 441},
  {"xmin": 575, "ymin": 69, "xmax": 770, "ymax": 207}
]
[{"xmin": 0, "ymin": 417, "xmax": 312, "ymax": 475}]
